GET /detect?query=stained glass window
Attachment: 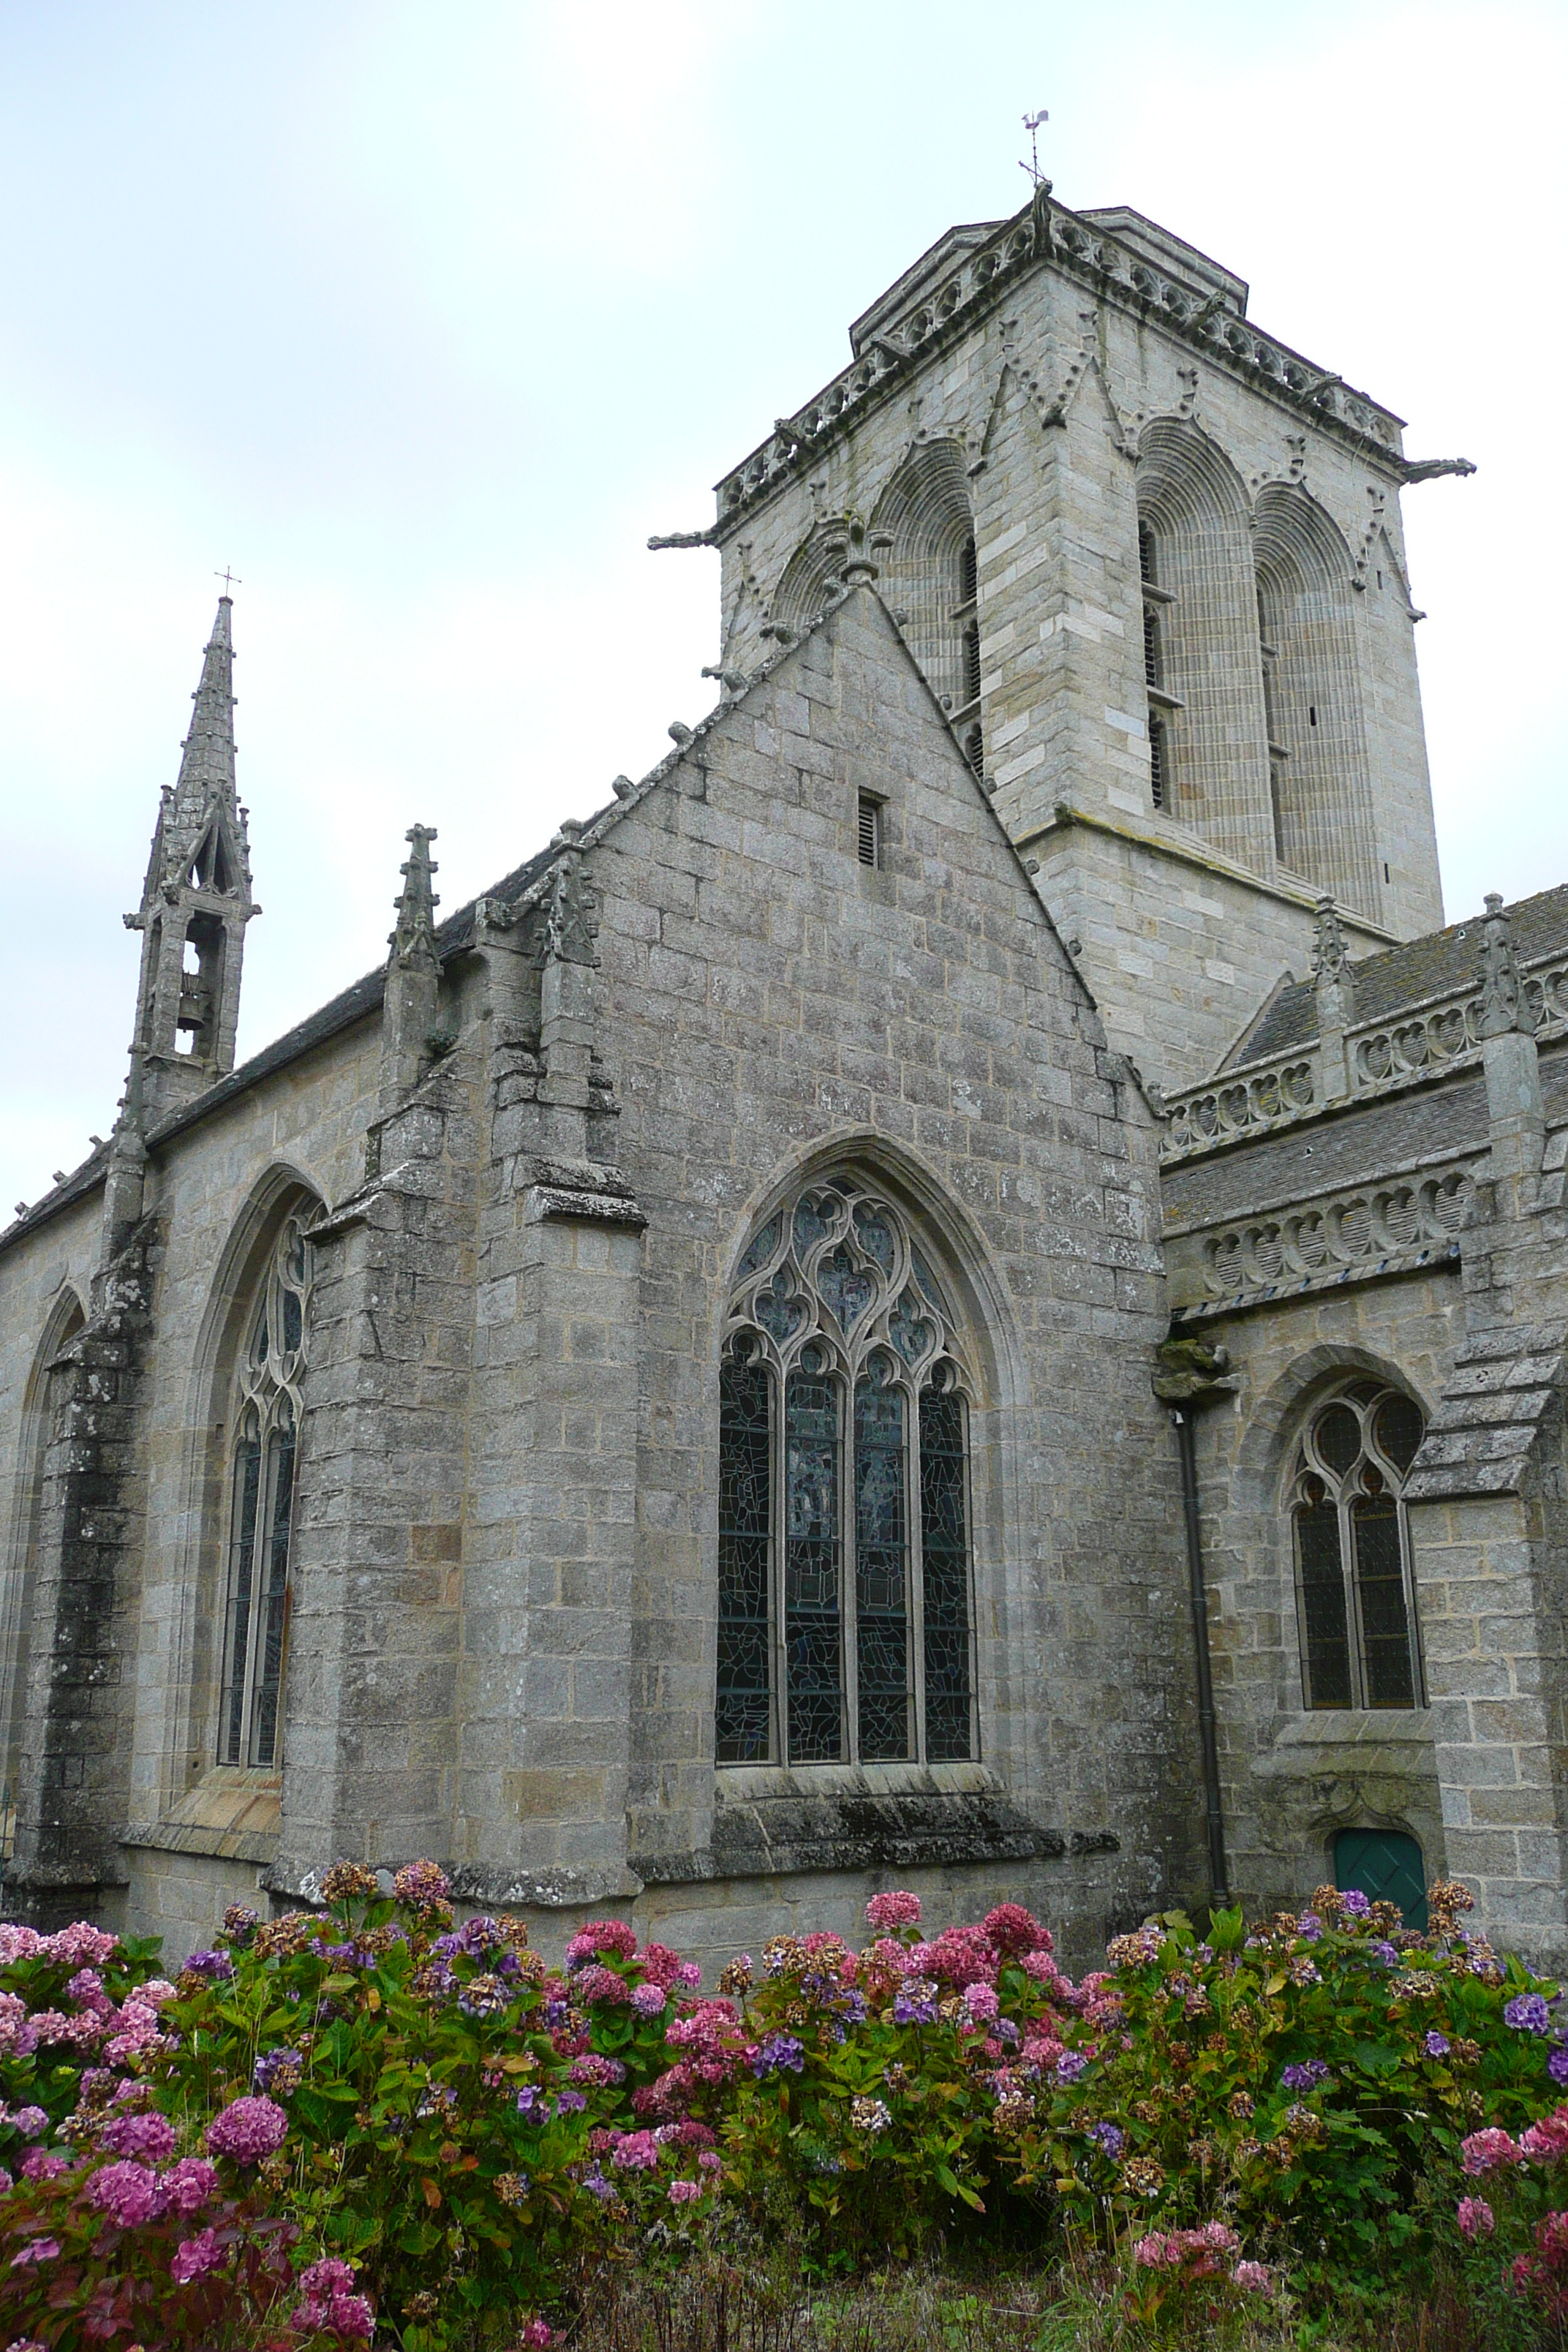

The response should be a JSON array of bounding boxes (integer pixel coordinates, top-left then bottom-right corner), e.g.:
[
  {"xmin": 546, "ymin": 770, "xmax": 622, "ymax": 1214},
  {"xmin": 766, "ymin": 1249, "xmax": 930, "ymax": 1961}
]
[
  {"xmin": 720, "ymin": 1178, "xmax": 976, "ymax": 1768},
  {"xmin": 1289, "ymin": 1384, "xmax": 1425, "ymax": 1712},
  {"xmin": 218, "ymin": 1212, "xmax": 312, "ymax": 1768}
]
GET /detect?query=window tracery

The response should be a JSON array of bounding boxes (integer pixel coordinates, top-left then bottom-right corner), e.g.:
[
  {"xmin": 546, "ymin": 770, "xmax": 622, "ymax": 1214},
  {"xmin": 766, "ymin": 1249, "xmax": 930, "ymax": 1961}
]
[
  {"xmin": 217, "ymin": 1213, "xmax": 312, "ymax": 1768},
  {"xmin": 1289, "ymin": 1381, "xmax": 1425, "ymax": 1711},
  {"xmin": 718, "ymin": 1179, "xmax": 976, "ymax": 1768}
]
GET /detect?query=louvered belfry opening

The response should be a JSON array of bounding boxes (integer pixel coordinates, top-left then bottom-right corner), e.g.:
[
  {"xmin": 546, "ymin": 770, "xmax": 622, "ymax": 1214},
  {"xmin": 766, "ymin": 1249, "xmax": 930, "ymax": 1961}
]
[
  {"xmin": 857, "ymin": 795, "xmax": 879, "ymax": 868},
  {"xmin": 1149, "ymin": 717, "xmax": 1166, "ymax": 811}
]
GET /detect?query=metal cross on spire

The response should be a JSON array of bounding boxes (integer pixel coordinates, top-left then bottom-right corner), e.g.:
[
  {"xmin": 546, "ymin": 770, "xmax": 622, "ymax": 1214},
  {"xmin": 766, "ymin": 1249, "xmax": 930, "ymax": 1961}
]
[
  {"xmin": 214, "ymin": 567, "xmax": 242, "ymax": 596},
  {"xmin": 1020, "ymin": 110, "xmax": 1049, "ymax": 188}
]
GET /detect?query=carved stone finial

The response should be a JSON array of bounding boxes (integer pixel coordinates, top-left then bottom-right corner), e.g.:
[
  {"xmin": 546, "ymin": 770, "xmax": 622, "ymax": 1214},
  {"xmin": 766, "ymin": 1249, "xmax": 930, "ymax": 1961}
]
[
  {"xmin": 1477, "ymin": 892, "xmax": 1534, "ymax": 1039},
  {"xmin": 388, "ymin": 825, "xmax": 440, "ymax": 971},
  {"xmin": 546, "ymin": 852, "xmax": 600, "ymax": 969}
]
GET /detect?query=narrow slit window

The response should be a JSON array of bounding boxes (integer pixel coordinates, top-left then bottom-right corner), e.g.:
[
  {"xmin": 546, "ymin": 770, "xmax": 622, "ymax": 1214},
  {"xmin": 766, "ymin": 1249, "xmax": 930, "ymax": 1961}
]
[
  {"xmin": 857, "ymin": 796, "xmax": 879, "ymax": 868},
  {"xmin": 962, "ymin": 623, "xmax": 981, "ymax": 706},
  {"xmin": 1150, "ymin": 717, "xmax": 1166, "ymax": 812}
]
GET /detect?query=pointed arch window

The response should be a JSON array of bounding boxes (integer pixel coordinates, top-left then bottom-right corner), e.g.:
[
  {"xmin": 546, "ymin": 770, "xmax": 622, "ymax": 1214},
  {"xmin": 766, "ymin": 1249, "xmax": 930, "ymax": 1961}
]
[
  {"xmin": 1289, "ymin": 1382, "xmax": 1425, "ymax": 1711},
  {"xmin": 717, "ymin": 1179, "xmax": 977, "ymax": 1767},
  {"xmin": 218, "ymin": 1214, "xmax": 312, "ymax": 1768}
]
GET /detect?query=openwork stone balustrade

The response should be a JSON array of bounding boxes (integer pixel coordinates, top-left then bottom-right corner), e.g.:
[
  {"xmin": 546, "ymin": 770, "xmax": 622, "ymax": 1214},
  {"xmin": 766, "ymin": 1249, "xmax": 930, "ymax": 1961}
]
[{"xmin": 1160, "ymin": 950, "xmax": 1568, "ymax": 1165}]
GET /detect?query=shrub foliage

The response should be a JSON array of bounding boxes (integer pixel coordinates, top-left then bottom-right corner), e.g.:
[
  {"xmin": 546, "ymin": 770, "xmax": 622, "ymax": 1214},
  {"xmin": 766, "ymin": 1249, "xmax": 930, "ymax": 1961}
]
[{"xmin": 0, "ymin": 1869, "xmax": 1563, "ymax": 2345}]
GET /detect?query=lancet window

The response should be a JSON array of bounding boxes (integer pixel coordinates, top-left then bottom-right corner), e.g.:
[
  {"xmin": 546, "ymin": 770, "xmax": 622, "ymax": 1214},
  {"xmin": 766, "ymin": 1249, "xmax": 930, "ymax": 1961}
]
[
  {"xmin": 217, "ymin": 1214, "xmax": 312, "ymax": 1768},
  {"xmin": 1289, "ymin": 1382, "xmax": 1425, "ymax": 1711},
  {"xmin": 717, "ymin": 1180, "xmax": 976, "ymax": 1768}
]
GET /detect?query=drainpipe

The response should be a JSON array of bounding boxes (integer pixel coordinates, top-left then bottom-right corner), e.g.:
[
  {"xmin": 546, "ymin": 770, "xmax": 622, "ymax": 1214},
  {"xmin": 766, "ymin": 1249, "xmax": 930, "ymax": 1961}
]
[
  {"xmin": 1154, "ymin": 1338, "xmax": 1240, "ymax": 1914},
  {"xmin": 1171, "ymin": 1406, "xmax": 1230, "ymax": 1909}
]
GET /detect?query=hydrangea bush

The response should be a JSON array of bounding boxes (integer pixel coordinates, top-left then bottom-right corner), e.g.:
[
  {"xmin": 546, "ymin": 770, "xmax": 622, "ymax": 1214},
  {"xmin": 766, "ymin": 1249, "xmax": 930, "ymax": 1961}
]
[
  {"xmin": 994, "ymin": 1877, "xmax": 1561, "ymax": 2277},
  {"xmin": 0, "ymin": 1866, "xmax": 1564, "ymax": 2345}
]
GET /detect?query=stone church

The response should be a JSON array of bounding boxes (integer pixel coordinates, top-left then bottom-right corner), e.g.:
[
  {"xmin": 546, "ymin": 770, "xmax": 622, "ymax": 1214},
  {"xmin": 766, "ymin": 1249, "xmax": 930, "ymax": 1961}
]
[{"xmin": 3, "ymin": 180, "xmax": 1561, "ymax": 1978}]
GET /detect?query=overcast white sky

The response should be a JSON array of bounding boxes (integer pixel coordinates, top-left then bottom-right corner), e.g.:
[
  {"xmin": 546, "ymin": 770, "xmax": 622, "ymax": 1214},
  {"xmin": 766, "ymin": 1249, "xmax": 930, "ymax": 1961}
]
[{"xmin": 1, "ymin": 1, "xmax": 1564, "ymax": 1217}]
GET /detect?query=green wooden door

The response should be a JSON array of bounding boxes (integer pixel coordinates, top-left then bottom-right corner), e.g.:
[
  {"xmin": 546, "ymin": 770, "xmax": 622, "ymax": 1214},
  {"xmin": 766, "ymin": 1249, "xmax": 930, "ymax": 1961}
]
[{"xmin": 1333, "ymin": 1828, "xmax": 1427, "ymax": 1930}]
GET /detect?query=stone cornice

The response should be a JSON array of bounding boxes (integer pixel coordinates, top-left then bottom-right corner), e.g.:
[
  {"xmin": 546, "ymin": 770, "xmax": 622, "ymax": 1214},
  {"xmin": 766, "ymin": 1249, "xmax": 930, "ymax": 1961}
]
[{"xmin": 712, "ymin": 196, "xmax": 1406, "ymax": 536}]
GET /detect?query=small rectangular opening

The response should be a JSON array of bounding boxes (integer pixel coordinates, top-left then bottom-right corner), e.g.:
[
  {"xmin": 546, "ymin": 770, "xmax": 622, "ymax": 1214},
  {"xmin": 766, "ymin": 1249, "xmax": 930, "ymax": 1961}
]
[{"xmin": 857, "ymin": 796, "xmax": 880, "ymax": 868}]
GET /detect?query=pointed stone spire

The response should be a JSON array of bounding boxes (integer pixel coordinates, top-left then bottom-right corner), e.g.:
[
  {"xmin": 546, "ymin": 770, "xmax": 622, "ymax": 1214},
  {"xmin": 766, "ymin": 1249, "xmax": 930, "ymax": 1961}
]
[
  {"xmin": 109, "ymin": 595, "xmax": 259, "ymax": 1247},
  {"xmin": 1477, "ymin": 892, "xmax": 1535, "ymax": 1039},
  {"xmin": 381, "ymin": 825, "xmax": 441, "ymax": 1104}
]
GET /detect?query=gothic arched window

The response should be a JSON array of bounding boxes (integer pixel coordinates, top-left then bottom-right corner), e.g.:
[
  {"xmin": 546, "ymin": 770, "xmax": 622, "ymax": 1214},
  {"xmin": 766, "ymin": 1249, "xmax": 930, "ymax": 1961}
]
[
  {"xmin": 1289, "ymin": 1382, "xmax": 1425, "ymax": 1711},
  {"xmin": 217, "ymin": 1213, "xmax": 312, "ymax": 1768},
  {"xmin": 718, "ymin": 1180, "xmax": 976, "ymax": 1768}
]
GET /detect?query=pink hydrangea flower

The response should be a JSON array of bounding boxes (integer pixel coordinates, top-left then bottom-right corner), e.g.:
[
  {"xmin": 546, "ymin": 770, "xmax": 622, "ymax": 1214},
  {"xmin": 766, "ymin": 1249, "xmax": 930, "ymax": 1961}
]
[
  {"xmin": 86, "ymin": 2161, "xmax": 162, "ymax": 2228},
  {"xmin": 962, "ymin": 1982, "xmax": 1000, "ymax": 2022},
  {"xmin": 0, "ymin": 1996, "xmax": 39, "ymax": 2057},
  {"xmin": 982, "ymin": 1903, "xmax": 1052, "ymax": 1956},
  {"xmin": 1232, "ymin": 2261, "xmax": 1272, "ymax": 2292},
  {"xmin": 10, "ymin": 2109, "xmax": 45, "ymax": 2141},
  {"xmin": 1460, "ymin": 2126, "xmax": 1525, "ymax": 2175},
  {"xmin": 638, "ymin": 1943, "xmax": 683, "ymax": 1991},
  {"xmin": 575, "ymin": 1966, "xmax": 632, "ymax": 2007},
  {"xmin": 299, "ymin": 2259, "xmax": 358, "ymax": 2299},
  {"xmin": 865, "ymin": 1891, "xmax": 922, "ymax": 1933},
  {"xmin": 516, "ymin": 2323, "xmax": 554, "ymax": 2350},
  {"xmin": 610, "ymin": 2130, "xmax": 661, "ymax": 2172},
  {"xmin": 0, "ymin": 1926, "xmax": 43, "ymax": 1963},
  {"xmin": 160, "ymin": 2157, "xmax": 219, "ymax": 2215},
  {"xmin": 1521, "ymin": 2108, "xmax": 1568, "ymax": 2161},
  {"xmin": 698, "ymin": 2150, "xmax": 722, "ymax": 2171},
  {"xmin": 1457, "ymin": 2196, "xmax": 1496, "ymax": 2239},
  {"xmin": 674, "ymin": 1961, "xmax": 703, "ymax": 1990},
  {"xmin": 99, "ymin": 2112, "xmax": 177, "ymax": 2163},
  {"xmin": 170, "ymin": 2228, "xmax": 224, "ymax": 2285},
  {"xmin": 44, "ymin": 1923, "xmax": 118, "ymax": 1968},
  {"xmin": 668, "ymin": 2177, "xmax": 704, "ymax": 2204},
  {"xmin": 206, "ymin": 2095, "xmax": 288, "ymax": 2163},
  {"xmin": 19, "ymin": 2152, "xmax": 69, "ymax": 2183},
  {"xmin": 565, "ymin": 1920, "xmax": 638, "ymax": 1967}
]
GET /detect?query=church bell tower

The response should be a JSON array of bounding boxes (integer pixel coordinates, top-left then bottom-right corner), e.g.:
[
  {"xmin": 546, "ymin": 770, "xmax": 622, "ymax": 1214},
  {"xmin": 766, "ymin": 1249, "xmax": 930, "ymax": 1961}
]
[{"xmin": 121, "ymin": 593, "xmax": 256, "ymax": 1128}]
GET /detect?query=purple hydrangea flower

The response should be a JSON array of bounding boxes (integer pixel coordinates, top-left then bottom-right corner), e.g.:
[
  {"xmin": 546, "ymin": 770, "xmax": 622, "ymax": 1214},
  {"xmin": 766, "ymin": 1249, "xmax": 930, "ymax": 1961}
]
[
  {"xmin": 1281, "ymin": 2059, "xmax": 1330, "ymax": 2092},
  {"xmin": 554, "ymin": 2089, "xmax": 588, "ymax": 2116},
  {"xmin": 1506, "ymin": 1993, "xmax": 1551, "ymax": 2035},
  {"xmin": 99, "ymin": 2112, "xmax": 177, "ymax": 2163},
  {"xmin": 1055, "ymin": 2051, "xmax": 1088, "ymax": 2083},
  {"xmin": 750, "ymin": 2033, "xmax": 805, "ymax": 2078},
  {"xmin": 515, "ymin": 2084, "xmax": 551, "ymax": 2119},
  {"xmin": 182, "ymin": 1950, "xmax": 233, "ymax": 1981},
  {"xmin": 206, "ymin": 2095, "xmax": 288, "ymax": 2163},
  {"xmin": 1425, "ymin": 2030, "xmax": 1451, "ymax": 2059},
  {"xmin": 1549, "ymin": 2046, "xmax": 1568, "ymax": 2087},
  {"xmin": 630, "ymin": 1983, "xmax": 668, "ymax": 2020},
  {"xmin": 1297, "ymin": 1914, "xmax": 1324, "ymax": 1942},
  {"xmin": 892, "ymin": 1978, "xmax": 939, "ymax": 2027},
  {"xmin": 1340, "ymin": 1889, "xmax": 1372, "ymax": 1919},
  {"xmin": 252, "ymin": 2048, "xmax": 304, "ymax": 2095},
  {"xmin": 1370, "ymin": 1941, "xmax": 1399, "ymax": 1967},
  {"xmin": 1089, "ymin": 2121, "xmax": 1124, "ymax": 2159}
]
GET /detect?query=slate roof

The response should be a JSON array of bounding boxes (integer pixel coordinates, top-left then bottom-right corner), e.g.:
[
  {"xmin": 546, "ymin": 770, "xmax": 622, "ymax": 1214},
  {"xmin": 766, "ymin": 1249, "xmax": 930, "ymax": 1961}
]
[{"xmin": 1221, "ymin": 883, "xmax": 1568, "ymax": 1071}]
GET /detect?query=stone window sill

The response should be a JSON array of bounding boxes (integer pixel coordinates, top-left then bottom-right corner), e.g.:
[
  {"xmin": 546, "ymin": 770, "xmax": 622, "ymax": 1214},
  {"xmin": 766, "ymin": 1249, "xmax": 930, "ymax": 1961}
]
[{"xmin": 119, "ymin": 1768, "xmax": 282, "ymax": 1866}]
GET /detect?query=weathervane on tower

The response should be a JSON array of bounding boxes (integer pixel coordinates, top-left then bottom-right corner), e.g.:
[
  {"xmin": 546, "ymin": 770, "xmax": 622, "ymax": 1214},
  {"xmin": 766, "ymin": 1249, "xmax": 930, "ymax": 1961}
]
[{"xmin": 1020, "ymin": 109, "xmax": 1049, "ymax": 188}]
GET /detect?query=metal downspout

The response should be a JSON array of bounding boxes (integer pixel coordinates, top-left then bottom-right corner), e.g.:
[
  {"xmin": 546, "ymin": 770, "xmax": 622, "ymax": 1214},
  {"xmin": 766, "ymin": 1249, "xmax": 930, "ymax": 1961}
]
[{"xmin": 1171, "ymin": 1405, "xmax": 1231, "ymax": 1910}]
